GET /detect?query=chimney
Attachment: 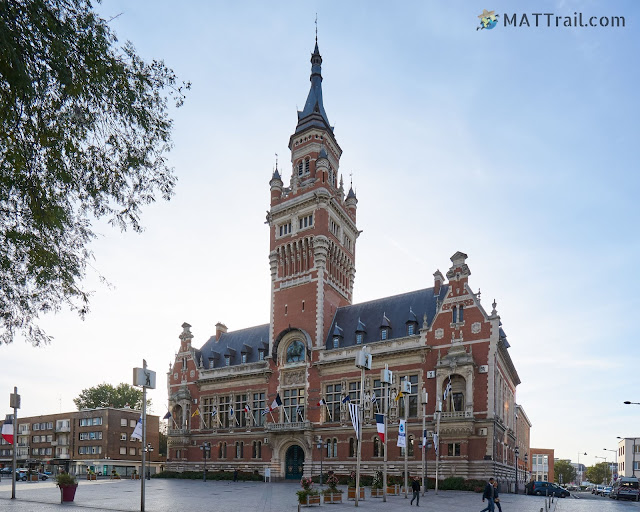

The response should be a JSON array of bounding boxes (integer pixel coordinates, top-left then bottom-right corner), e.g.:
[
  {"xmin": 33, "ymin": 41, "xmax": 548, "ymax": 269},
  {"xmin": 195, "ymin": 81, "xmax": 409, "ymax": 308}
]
[
  {"xmin": 433, "ymin": 270, "xmax": 444, "ymax": 296},
  {"xmin": 215, "ymin": 322, "xmax": 228, "ymax": 341}
]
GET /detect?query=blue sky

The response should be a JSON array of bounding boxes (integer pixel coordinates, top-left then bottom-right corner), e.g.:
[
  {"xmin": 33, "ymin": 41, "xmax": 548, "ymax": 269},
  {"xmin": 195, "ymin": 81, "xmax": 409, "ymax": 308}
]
[{"xmin": 2, "ymin": 1, "xmax": 639, "ymax": 468}]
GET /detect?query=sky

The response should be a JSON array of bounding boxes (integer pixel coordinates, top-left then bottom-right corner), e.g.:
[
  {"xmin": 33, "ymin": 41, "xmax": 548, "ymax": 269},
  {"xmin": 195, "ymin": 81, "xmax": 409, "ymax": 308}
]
[{"xmin": 1, "ymin": 1, "xmax": 639, "ymax": 469}]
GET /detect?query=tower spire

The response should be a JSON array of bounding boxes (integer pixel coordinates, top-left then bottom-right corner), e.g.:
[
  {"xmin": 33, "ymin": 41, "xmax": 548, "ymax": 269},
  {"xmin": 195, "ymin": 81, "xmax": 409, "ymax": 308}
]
[{"xmin": 295, "ymin": 29, "xmax": 331, "ymax": 134}]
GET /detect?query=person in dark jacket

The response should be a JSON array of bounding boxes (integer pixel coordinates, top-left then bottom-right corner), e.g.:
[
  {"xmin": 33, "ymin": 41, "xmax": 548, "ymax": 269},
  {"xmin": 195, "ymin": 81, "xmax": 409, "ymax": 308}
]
[
  {"xmin": 410, "ymin": 477, "xmax": 421, "ymax": 506},
  {"xmin": 493, "ymin": 480, "xmax": 502, "ymax": 512},
  {"xmin": 480, "ymin": 478, "xmax": 495, "ymax": 512}
]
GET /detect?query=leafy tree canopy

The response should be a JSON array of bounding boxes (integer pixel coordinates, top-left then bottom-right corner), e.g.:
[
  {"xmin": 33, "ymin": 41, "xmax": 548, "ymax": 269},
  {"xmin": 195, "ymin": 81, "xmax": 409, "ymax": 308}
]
[
  {"xmin": 585, "ymin": 462, "xmax": 610, "ymax": 485},
  {"xmin": 0, "ymin": 0, "xmax": 189, "ymax": 345},
  {"xmin": 73, "ymin": 382, "xmax": 149, "ymax": 410},
  {"xmin": 554, "ymin": 459, "xmax": 576, "ymax": 485}
]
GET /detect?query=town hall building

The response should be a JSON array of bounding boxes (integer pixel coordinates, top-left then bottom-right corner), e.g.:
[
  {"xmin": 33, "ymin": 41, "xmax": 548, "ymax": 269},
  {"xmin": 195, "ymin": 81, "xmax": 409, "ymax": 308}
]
[{"xmin": 166, "ymin": 38, "xmax": 527, "ymax": 484}]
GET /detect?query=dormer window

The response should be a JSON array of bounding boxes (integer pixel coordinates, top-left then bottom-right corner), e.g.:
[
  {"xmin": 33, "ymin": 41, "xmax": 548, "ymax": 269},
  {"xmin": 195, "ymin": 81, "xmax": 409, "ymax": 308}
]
[
  {"xmin": 356, "ymin": 333, "xmax": 363, "ymax": 345},
  {"xmin": 333, "ymin": 336, "xmax": 340, "ymax": 349},
  {"xmin": 224, "ymin": 355, "xmax": 230, "ymax": 367},
  {"xmin": 331, "ymin": 324, "xmax": 344, "ymax": 349},
  {"xmin": 407, "ymin": 324, "xmax": 415, "ymax": 336},
  {"xmin": 241, "ymin": 353, "xmax": 247, "ymax": 364},
  {"xmin": 258, "ymin": 349, "xmax": 265, "ymax": 361},
  {"xmin": 381, "ymin": 329, "xmax": 388, "ymax": 340}
]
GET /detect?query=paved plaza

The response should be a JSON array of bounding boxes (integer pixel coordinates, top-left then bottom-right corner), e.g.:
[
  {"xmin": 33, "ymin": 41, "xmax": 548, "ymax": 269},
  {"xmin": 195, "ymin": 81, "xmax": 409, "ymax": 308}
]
[{"xmin": 0, "ymin": 477, "xmax": 579, "ymax": 512}]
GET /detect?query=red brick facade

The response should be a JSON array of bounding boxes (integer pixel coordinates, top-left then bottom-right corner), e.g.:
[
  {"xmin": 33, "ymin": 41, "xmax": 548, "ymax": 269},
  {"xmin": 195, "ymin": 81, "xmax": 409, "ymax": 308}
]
[{"xmin": 167, "ymin": 41, "xmax": 523, "ymax": 484}]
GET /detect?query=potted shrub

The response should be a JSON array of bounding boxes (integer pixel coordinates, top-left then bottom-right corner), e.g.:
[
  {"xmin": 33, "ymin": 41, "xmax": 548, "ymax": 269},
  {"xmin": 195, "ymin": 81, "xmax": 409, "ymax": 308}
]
[
  {"xmin": 296, "ymin": 476, "xmax": 320, "ymax": 506},
  {"xmin": 28, "ymin": 469, "xmax": 38, "ymax": 481},
  {"xmin": 347, "ymin": 471, "xmax": 365, "ymax": 500},
  {"xmin": 322, "ymin": 473, "xmax": 343, "ymax": 504},
  {"xmin": 56, "ymin": 472, "xmax": 78, "ymax": 503},
  {"xmin": 111, "ymin": 469, "xmax": 121, "ymax": 480},
  {"xmin": 131, "ymin": 470, "xmax": 140, "ymax": 480},
  {"xmin": 370, "ymin": 470, "xmax": 384, "ymax": 498},
  {"xmin": 386, "ymin": 475, "xmax": 400, "ymax": 495},
  {"xmin": 87, "ymin": 469, "xmax": 97, "ymax": 481}
]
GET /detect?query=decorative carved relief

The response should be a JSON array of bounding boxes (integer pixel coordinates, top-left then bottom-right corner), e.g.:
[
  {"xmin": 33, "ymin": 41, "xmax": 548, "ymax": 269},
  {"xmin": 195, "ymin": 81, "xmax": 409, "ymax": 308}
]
[
  {"xmin": 471, "ymin": 322, "xmax": 481, "ymax": 334},
  {"xmin": 282, "ymin": 369, "xmax": 305, "ymax": 386},
  {"xmin": 435, "ymin": 329, "xmax": 444, "ymax": 339}
]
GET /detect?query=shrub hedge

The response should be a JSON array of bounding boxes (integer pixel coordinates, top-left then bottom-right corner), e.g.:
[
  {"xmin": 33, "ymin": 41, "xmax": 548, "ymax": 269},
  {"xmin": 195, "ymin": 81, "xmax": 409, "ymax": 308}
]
[{"xmin": 154, "ymin": 470, "xmax": 262, "ymax": 481}]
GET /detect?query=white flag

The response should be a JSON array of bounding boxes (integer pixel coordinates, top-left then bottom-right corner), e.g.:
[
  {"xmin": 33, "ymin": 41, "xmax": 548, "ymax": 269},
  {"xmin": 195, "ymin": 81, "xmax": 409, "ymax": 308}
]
[
  {"xmin": 131, "ymin": 416, "xmax": 143, "ymax": 441},
  {"xmin": 348, "ymin": 402, "xmax": 360, "ymax": 440},
  {"xmin": 433, "ymin": 433, "xmax": 439, "ymax": 456},
  {"xmin": 397, "ymin": 419, "xmax": 406, "ymax": 448}
]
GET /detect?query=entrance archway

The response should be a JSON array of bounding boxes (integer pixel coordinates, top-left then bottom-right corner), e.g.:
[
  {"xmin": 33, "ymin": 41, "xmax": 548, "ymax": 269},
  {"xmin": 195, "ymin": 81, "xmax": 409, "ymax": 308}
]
[{"xmin": 285, "ymin": 445, "xmax": 305, "ymax": 479}]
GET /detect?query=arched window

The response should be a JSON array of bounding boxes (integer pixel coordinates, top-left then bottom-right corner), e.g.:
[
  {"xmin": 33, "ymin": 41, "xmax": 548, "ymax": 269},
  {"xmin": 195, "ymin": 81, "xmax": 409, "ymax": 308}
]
[
  {"xmin": 327, "ymin": 438, "xmax": 338, "ymax": 458},
  {"xmin": 459, "ymin": 305, "xmax": 464, "ymax": 322},
  {"xmin": 452, "ymin": 306, "xmax": 457, "ymax": 323},
  {"xmin": 373, "ymin": 437, "xmax": 384, "ymax": 457},
  {"xmin": 304, "ymin": 158, "xmax": 310, "ymax": 174},
  {"xmin": 286, "ymin": 340, "xmax": 305, "ymax": 363},
  {"xmin": 349, "ymin": 438, "xmax": 356, "ymax": 457},
  {"xmin": 298, "ymin": 161, "xmax": 303, "ymax": 176}
]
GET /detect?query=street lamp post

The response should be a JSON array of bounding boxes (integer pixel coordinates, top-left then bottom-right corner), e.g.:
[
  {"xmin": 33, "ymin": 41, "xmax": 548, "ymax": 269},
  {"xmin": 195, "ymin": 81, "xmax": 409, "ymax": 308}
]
[
  {"xmin": 316, "ymin": 438, "xmax": 327, "ymax": 487},
  {"xmin": 200, "ymin": 442, "xmax": 210, "ymax": 482},
  {"xmin": 515, "ymin": 447, "xmax": 519, "ymax": 493},
  {"xmin": 577, "ymin": 452, "xmax": 586, "ymax": 486},
  {"xmin": 354, "ymin": 346, "xmax": 371, "ymax": 507},
  {"xmin": 145, "ymin": 444, "xmax": 153, "ymax": 480},
  {"xmin": 604, "ymin": 448, "xmax": 618, "ymax": 482}
]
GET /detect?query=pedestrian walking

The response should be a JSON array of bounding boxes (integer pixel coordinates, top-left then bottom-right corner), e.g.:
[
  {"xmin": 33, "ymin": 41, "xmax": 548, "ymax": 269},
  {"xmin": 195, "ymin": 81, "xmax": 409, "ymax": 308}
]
[
  {"xmin": 410, "ymin": 476, "xmax": 421, "ymax": 506},
  {"xmin": 480, "ymin": 477, "xmax": 495, "ymax": 512},
  {"xmin": 233, "ymin": 468, "xmax": 238, "ymax": 482},
  {"xmin": 493, "ymin": 480, "xmax": 502, "ymax": 512}
]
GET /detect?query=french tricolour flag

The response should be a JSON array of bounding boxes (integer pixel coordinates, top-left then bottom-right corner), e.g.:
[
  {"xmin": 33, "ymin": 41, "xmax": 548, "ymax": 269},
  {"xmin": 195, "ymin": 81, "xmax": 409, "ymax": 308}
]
[
  {"xmin": 1, "ymin": 416, "xmax": 13, "ymax": 444},
  {"xmin": 375, "ymin": 413, "xmax": 385, "ymax": 443}
]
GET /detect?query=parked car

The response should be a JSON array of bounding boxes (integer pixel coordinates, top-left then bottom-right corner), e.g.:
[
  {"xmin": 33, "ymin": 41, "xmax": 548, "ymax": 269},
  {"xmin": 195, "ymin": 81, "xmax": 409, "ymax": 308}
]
[
  {"xmin": 601, "ymin": 486, "xmax": 613, "ymax": 497},
  {"xmin": 527, "ymin": 481, "xmax": 571, "ymax": 498},
  {"xmin": 610, "ymin": 476, "xmax": 640, "ymax": 501},
  {"xmin": 593, "ymin": 485, "xmax": 605, "ymax": 494},
  {"xmin": 15, "ymin": 470, "xmax": 27, "ymax": 481},
  {"xmin": 38, "ymin": 472, "xmax": 49, "ymax": 480},
  {"xmin": 0, "ymin": 467, "xmax": 13, "ymax": 475}
]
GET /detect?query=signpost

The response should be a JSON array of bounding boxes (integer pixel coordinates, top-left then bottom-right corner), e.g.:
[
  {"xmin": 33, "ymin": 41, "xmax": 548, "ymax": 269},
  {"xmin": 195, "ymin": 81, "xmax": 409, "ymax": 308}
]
[
  {"xmin": 133, "ymin": 360, "xmax": 155, "ymax": 512},
  {"xmin": 10, "ymin": 388, "xmax": 20, "ymax": 500}
]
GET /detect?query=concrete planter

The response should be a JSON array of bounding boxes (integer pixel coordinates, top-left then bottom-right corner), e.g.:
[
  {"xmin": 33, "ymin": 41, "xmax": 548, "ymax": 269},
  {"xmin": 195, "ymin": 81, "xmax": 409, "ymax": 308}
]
[
  {"xmin": 59, "ymin": 484, "xmax": 78, "ymax": 502},
  {"xmin": 86, "ymin": 474, "xmax": 97, "ymax": 481}
]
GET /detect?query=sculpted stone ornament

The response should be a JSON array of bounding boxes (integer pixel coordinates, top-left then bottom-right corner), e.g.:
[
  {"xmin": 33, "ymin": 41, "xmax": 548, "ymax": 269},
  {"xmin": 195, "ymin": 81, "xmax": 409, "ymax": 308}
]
[
  {"xmin": 435, "ymin": 328, "xmax": 444, "ymax": 339},
  {"xmin": 471, "ymin": 322, "xmax": 481, "ymax": 334}
]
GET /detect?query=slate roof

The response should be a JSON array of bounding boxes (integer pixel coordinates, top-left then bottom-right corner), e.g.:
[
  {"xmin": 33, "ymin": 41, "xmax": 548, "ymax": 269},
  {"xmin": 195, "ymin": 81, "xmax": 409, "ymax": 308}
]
[
  {"xmin": 325, "ymin": 286, "xmax": 449, "ymax": 350},
  {"xmin": 296, "ymin": 42, "xmax": 332, "ymax": 134},
  {"xmin": 197, "ymin": 324, "xmax": 269, "ymax": 369}
]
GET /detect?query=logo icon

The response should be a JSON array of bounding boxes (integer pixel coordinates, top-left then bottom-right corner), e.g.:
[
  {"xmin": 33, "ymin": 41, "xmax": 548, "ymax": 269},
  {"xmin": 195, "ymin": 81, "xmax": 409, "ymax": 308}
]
[{"xmin": 477, "ymin": 9, "xmax": 499, "ymax": 30}]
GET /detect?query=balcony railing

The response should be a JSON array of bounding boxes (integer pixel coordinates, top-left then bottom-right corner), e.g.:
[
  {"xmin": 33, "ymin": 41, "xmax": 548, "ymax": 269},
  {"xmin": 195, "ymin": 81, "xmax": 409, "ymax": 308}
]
[
  {"xmin": 168, "ymin": 429, "xmax": 190, "ymax": 436},
  {"xmin": 440, "ymin": 411, "xmax": 474, "ymax": 419},
  {"xmin": 55, "ymin": 426, "xmax": 71, "ymax": 433},
  {"xmin": 265, "ymin": 421, "xmax": 310, "ymax": 432},
  {"xmin": 56, "ymin": 454, "xmax": 70, "ymax": 459}
]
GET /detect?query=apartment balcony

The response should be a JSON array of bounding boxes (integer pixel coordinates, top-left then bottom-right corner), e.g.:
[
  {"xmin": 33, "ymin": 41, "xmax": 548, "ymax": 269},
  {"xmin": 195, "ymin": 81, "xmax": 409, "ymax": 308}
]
[
  {"xmin": 56, "ymin": 454, "xmax": 70, "ymax": 459},
  {"xmin": 265, "ymin": 421, "xmax": 311, "ymax": 432},
  {"xmin": 50, "ymin": 441, "xmax": 58, "ymax": 446},
  {"xmin": 55, "ymin": 425, "xmax": 71, "ymax": 433}
]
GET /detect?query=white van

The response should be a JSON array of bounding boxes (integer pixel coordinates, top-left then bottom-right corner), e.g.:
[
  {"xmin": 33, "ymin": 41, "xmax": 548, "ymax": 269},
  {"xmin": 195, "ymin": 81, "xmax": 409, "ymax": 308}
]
[{"xmin": 610, "ymin": 476, "xmax": 639, "ymax": 501}]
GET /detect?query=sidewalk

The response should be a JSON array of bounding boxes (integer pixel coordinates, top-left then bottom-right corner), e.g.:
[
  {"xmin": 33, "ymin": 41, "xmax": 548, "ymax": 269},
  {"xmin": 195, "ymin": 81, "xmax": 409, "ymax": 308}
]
[{"xmin": 0, "ymin": 478, "xmax": 560, "ymax": 511}]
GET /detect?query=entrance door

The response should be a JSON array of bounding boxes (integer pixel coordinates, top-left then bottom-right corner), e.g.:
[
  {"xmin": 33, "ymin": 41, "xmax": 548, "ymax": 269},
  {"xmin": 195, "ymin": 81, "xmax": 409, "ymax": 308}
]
[{"xmin": 285, "ymin": 445, "xmax": 304, "ymax": 479}]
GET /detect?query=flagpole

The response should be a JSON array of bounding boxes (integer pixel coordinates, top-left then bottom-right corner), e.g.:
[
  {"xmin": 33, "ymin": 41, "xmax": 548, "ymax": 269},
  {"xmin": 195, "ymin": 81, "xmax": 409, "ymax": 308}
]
[
  {"xmin": 403, "ymin": 387, "xmax": 408, "ymax": 499},
  {"xmin": 435, "ymin": 398, "xmax": 442, "ymax": 494},
  {"xmin": 421, "ymin": 388, "xmax": 427, "ymax": 496},
  {"xmin": 354, "ymin": 347, "xmax": 369, "ymax": 507},
  {"xmin": 381, "ymin": 365, "xmax": 392, "ymax": 503},
  {"xmin": 141, "ymin": 360, "xmax": 147, "ymax": 512},
  {"xmin": 325, "ymin": 404, "xmax": 332, "ymax": 422}
]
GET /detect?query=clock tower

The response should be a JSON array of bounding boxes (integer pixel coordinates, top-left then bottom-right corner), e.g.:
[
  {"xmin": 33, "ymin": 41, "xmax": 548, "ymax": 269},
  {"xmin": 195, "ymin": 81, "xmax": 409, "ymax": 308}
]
[{"xmin": 268, "ymin": 39, "xmax": 359, "ymax": 355}]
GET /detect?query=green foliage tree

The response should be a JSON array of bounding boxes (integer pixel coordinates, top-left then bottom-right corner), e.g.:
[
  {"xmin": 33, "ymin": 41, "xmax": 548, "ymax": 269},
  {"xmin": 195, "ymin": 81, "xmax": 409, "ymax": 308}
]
[
  {"xmin": 0, "ymin": 0, "xmax": 189, "ymax": 345},
  {"xmin": 585, "ymin": 462, "xmax": 609, "ymax": 485},
  {"xmin": 73, "ymin": 382, "xmax": 149, "ymax": 410},
  {"xmin": 554, "ymin": 459, "xmax": 576, "ymax": 485}
]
